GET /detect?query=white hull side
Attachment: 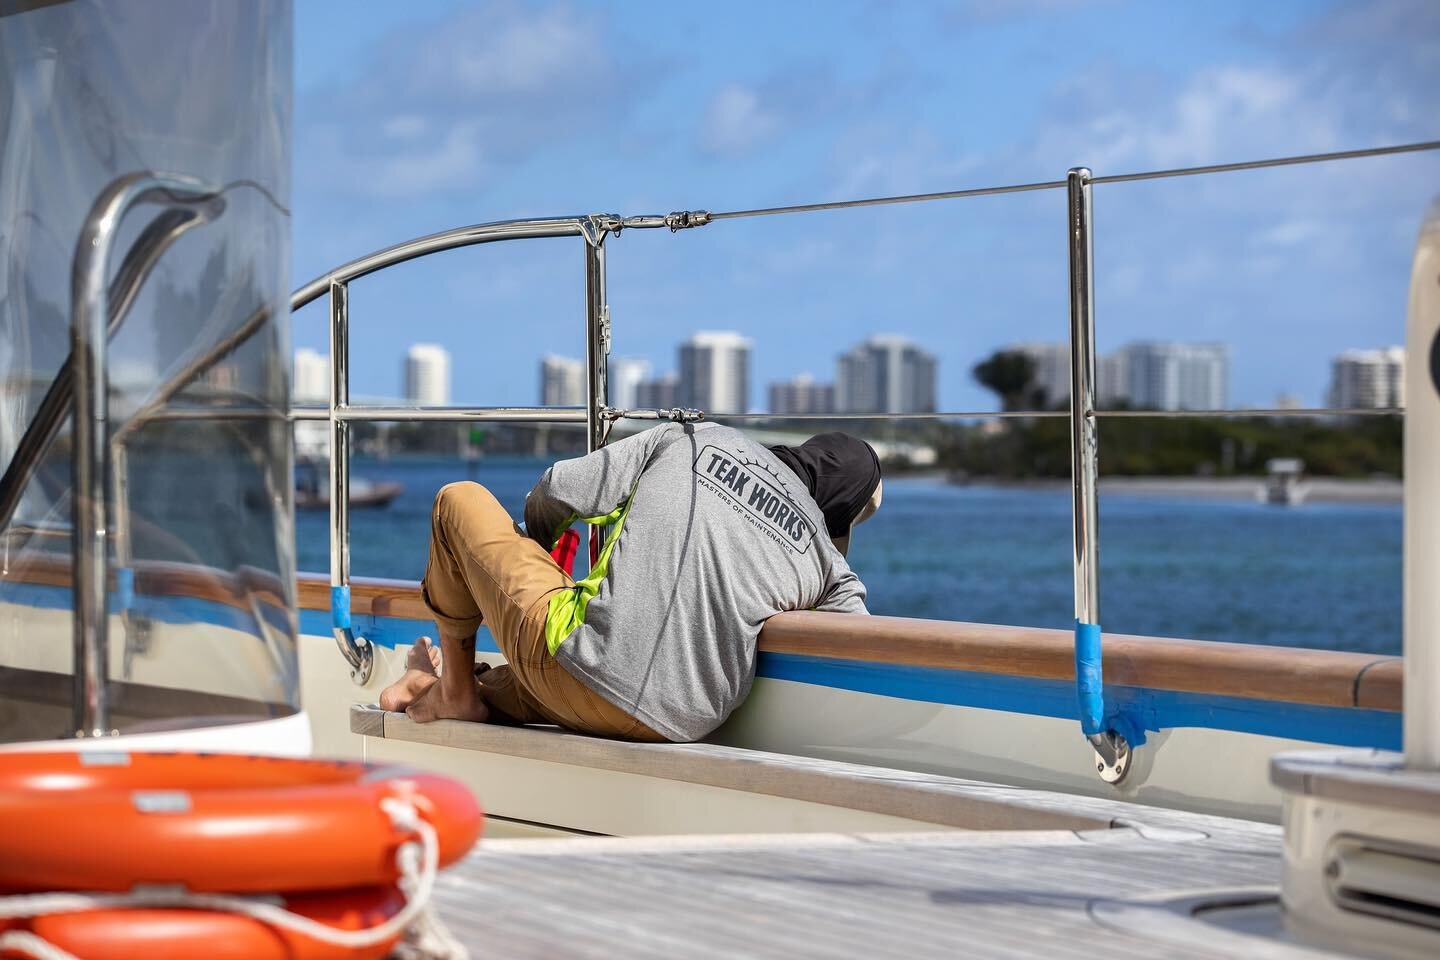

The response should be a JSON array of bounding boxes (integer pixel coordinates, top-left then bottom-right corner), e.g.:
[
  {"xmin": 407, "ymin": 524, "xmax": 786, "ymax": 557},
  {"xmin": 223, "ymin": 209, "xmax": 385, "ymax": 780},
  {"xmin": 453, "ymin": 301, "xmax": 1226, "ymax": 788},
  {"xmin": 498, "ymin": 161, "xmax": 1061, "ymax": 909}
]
[
  {"xmin": 301, "ymin": 633, "xmax": 1334, "ymax": 827},
  {"xmin": 0, "ymin": 598, "xmax": 308, "ymax": 754},
  {"xmin": 0, "ymin": 710, "xmax": 312, "ymax": 756}
]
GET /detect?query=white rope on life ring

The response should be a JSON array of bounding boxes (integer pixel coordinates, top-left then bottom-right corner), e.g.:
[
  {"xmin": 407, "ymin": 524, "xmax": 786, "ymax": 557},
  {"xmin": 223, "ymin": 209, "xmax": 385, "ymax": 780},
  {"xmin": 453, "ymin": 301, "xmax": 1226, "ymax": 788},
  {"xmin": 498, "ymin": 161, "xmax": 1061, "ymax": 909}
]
[{"xmin": 0, "ymin": 797, "xmax": 465, "ymax": 960}]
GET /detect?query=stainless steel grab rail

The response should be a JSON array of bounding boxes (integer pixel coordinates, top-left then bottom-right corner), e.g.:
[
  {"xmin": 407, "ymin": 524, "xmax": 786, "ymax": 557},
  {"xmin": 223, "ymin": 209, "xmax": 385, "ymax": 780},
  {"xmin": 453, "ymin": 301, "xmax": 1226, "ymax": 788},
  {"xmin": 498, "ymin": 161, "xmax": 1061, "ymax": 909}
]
[
  {"xmin": 293, "ymin": 215, "xmax": 638, "ymax": 683},
  {"xmin": 291, "ymin": 217, "xmax": 596, "ymax": 311},
  {"xmin": 291, "ymin": 210, "xmax": 729, "ymax": 681},
  {"xmin": 67, "ymin": 172, "xmax": 228, "ymax": 737}
]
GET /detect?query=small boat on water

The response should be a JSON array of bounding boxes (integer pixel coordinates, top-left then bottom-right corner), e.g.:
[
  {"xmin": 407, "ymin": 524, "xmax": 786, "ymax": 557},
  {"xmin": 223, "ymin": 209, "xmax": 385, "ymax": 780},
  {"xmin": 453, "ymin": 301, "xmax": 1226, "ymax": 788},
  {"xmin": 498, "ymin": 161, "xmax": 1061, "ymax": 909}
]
[
  {"xmin": 1259, "ymin": 457, "xmax": 1309, "ymax": 505},
  {"xmin": 295, "ymin": 461, "xmax": 403, "ymax": 511}
]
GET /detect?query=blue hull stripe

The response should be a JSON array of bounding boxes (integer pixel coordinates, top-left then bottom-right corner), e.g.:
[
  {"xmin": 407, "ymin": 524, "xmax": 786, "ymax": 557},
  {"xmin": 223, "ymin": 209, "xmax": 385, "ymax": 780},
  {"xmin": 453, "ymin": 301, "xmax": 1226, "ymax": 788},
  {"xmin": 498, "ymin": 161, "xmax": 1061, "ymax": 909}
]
[{"xmin": 758, "ymin": 651, "xmax": 1400, "ymax": 750}]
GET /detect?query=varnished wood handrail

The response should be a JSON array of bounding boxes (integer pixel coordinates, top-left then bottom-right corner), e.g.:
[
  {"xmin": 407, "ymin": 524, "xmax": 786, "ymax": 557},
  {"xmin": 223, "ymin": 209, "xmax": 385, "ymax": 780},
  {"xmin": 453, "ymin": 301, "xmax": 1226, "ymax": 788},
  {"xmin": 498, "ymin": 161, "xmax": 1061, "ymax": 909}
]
[
  {"xmin": 294, "ymin": 572, "xmax": 1401, "ymax": 712},
  {"xmin": 3, "ymin": 561, "xmax": 1399, "ymax": 713},
  {"xmin": 3, "ymin": 554, "xmax": 288, "ymax": 614}
]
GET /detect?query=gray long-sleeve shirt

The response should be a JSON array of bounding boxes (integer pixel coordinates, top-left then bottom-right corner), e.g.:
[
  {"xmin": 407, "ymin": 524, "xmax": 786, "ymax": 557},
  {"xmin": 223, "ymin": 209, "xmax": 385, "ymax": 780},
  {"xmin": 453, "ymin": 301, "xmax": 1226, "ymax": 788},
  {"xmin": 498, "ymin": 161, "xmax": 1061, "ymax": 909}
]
[{"xmin": 523, "ymin": 422, "xmax": 868, "ymax": 742}]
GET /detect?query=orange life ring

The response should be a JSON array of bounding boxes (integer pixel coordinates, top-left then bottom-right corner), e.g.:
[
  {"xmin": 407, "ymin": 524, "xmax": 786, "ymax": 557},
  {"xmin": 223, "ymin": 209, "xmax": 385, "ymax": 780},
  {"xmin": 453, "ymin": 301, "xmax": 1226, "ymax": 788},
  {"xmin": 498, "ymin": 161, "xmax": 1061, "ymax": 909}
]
[
  {"xmin": 11, "ymin": 886, "xmax": 405, "ymax": 960},
  {"xmin": 0, "ymin": 752, "xmax": 482, "ymax": 893}
]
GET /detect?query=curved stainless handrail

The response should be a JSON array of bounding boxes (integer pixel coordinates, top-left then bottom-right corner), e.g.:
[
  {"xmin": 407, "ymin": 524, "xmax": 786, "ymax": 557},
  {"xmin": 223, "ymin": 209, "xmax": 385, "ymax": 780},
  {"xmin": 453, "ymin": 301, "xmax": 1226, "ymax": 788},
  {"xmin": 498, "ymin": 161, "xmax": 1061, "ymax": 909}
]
[
  {"xmin": 293, "ymin": 215, "xmax": 634, "ymax": 684},
  {"xmin": 289, "ymin": 210, "xmax": 718, "ymax": 310},
  {"xmin": 68, "ymin": 171, "xmax": 227, "ymax": 737},
  {"xmin": 290, "ymin": 216, "xmax": 597, "ymax": 311}
]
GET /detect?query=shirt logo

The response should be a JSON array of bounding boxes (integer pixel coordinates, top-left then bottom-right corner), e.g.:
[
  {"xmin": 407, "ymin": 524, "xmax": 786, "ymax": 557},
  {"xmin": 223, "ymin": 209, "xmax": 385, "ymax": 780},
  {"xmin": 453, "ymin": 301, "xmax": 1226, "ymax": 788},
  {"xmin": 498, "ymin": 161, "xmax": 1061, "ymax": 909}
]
[{"xmin": 692, "ymin": 444, "xmax": 816, "ymax": 554}]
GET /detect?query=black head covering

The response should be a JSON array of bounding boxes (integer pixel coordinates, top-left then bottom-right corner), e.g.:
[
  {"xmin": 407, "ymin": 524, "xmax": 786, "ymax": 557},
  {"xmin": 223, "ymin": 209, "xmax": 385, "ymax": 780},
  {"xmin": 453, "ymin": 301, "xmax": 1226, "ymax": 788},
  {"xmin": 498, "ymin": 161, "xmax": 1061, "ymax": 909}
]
[{"xmin": 768, "ymin": 433, "xmax": 882, "ymax": 539}]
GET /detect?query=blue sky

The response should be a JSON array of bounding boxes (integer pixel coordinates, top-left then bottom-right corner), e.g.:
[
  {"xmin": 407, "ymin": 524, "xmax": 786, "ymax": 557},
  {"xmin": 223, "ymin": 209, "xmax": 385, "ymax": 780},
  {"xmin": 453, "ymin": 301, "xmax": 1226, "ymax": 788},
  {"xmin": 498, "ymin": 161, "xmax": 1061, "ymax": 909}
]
[{"xmin": 292, "ymin": 0, "xmax": 1440, "ymax": 412}]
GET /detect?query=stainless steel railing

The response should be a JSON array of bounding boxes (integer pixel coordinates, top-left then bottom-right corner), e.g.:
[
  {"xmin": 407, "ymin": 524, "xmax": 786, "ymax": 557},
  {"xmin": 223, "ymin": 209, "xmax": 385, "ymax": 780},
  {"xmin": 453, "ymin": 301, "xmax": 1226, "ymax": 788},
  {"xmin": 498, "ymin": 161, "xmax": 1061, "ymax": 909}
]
[
  {"xmin": 5, "ymin": 141, "xmax": 1424, "ymax": 755},
  {"xmin": 290, "ymin": 210, "xmax": 730, "ymax": 683},
  {"xmin": 298, "ymin": 216, "xmax": 606, "ymax": 682},
  {"xmin": 1065, "ymin": 168, "xmax": 1122, "ymax": 776},
  {"xmin": 287, "ymin": 138, "xmax": 1436, "ymax": 781}
]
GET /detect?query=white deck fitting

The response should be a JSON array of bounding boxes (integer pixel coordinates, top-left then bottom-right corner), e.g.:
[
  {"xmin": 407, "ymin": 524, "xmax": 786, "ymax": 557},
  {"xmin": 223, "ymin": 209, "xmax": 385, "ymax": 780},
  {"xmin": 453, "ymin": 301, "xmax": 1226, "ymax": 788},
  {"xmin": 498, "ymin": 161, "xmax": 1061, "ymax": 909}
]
[{"xmin": 352, "ymin": 707, "xmax": 1343, "ymax": 957}]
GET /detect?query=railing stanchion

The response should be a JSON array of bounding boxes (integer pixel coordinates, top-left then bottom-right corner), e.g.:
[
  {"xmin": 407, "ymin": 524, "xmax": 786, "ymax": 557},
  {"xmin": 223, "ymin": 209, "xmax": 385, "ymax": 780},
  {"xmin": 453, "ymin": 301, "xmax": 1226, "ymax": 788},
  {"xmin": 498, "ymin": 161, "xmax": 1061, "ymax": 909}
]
[
  {"xmin": 71, "ymin": 193, "xmax": 116, "ymax": 739},
  {"xmin": 583, "ymin": 224, "xmax": 611, "ymax": 563},
  {"xmin": 583, "ymin": 226, "xmax": 610, "ymax": 453},
  {"xmin": 329, "ymin": 279, "xmax": 372, "ymax": 684},
  {"xmin": 1066, "ymin": 166, "xmax": 1129, "ymax": 783}
]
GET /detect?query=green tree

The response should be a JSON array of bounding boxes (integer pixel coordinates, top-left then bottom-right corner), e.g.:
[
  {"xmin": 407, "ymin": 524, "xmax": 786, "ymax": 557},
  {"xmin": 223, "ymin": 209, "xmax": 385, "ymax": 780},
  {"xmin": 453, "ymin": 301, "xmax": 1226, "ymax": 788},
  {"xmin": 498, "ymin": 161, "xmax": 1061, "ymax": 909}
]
[{"xmin": 972, "ymin": 349, "xmax": 1044, "ymax": 411}]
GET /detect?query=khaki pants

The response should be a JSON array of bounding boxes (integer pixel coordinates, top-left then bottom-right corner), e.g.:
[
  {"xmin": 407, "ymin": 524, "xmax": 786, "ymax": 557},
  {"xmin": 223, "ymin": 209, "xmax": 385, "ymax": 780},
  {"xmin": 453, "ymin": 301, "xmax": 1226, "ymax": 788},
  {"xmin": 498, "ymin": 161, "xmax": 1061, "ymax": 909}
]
[{"xmin": 420, "ymin": 481, "xmax": 665, "ymax": 742}]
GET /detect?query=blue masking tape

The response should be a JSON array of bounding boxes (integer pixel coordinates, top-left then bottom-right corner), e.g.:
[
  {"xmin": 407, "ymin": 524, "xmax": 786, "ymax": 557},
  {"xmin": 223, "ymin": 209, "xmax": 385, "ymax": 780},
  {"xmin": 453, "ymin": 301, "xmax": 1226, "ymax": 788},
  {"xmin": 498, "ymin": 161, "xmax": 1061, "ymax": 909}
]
[
  {"xmin": 1075, "ymin": 619, "xmax": 1104, "ymax": 737},
  {"xmin": 1104, "ymin": 704, "xmax": 1147, "ymax": 749},
  {"xmin": 331, "ymin": 585, "xmax": 351, "ymax": 629},
  {"xmin": 114, "ymin": 567, "xmax": 135, "ymax": 612}
]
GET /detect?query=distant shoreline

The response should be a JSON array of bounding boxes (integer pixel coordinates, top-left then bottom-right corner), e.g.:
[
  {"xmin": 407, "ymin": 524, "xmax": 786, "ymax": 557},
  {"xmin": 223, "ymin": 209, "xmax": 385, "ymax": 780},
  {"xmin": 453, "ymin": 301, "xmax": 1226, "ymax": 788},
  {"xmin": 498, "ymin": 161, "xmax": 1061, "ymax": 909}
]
[{"xmin": 947, "ymin": 475, "xmax": 1403, "ymax": 505}]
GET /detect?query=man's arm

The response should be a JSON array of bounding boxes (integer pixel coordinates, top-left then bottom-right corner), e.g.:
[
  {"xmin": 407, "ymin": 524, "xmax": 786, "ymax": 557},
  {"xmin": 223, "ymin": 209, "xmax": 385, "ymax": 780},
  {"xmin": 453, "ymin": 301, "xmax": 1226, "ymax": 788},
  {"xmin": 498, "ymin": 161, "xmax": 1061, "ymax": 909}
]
[
  {"xmin": 523, "ymin": 425, "xmax": 671, "ymax": 547},
  {"xmin": 814, "ymin": 561, "xmax": 868, "ymax": 614}
]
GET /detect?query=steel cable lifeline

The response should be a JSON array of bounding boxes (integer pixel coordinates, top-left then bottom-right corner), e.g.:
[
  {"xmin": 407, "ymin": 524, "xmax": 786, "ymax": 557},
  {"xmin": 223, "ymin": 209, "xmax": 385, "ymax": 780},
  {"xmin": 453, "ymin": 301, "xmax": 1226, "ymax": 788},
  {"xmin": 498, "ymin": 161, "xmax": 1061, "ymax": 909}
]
[{"xmin": 704, "ymin": 139, "xmax": 1440, "ymax": 221}]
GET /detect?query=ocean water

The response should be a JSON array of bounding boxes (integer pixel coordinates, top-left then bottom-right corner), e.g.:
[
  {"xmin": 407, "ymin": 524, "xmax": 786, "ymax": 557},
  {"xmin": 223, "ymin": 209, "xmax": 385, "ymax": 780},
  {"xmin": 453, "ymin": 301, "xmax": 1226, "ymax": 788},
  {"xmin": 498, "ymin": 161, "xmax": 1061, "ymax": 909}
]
[{"xmin": 298, "ymin": 457, "xmax": 1403, "ymax": 656}]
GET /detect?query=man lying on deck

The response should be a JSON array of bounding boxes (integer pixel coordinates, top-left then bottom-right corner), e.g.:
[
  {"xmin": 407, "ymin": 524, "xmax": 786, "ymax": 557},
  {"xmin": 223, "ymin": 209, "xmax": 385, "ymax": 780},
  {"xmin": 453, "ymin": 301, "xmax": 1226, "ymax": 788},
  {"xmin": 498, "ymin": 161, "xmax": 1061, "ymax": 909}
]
[{"xmin": 379, "ymin": 423, "xmax": 883, "ymax": 743}]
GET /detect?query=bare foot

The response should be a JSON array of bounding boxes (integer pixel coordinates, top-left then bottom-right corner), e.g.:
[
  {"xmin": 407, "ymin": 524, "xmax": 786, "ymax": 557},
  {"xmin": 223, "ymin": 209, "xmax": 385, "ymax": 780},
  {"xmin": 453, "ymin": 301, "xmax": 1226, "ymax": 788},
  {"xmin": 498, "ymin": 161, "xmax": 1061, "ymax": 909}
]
[
  {"xmin": 407, "ymin": 636, "xmax": 443, "ymax": 677},
  {"xmin": 404, "ymin": 675, "xmax": 489, "ymax": 724},
  {"xmin": 378, "ymin": 668, "xmax": 438, "ymax": 712}
]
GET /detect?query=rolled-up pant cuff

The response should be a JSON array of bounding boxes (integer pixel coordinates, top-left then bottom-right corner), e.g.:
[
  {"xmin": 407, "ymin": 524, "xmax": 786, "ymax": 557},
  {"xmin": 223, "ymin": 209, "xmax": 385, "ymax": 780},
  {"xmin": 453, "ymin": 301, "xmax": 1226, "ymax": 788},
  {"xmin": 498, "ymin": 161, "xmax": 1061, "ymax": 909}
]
[{"xmin": 421, "ymin": 578, "xmax": 483, "ymax": 636}]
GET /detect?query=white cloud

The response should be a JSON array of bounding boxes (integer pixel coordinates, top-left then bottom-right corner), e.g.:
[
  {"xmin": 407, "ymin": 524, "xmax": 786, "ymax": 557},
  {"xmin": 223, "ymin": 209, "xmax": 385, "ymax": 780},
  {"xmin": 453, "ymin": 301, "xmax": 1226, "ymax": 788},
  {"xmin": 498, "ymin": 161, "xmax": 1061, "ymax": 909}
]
[
  {"xmin": 1256, "ymin": 219, "xmax": 1324, "ymax": 248},
  {"xmin": 381, "ymin": 114, "xmax": 428, "ymax": 141},
  {"xmin": 827, "ymin": 124, "xmax": 982, "ymax": 200},
  {"xmin": 367, "ymin": 122, "xmax": 486, "ymax": 200},
  {"xmin": 1145, "ymin": 67, "xmax": 1307, "ymax": 167},
  {"xmin": 693, "ymin": 63, "xmax": 907, "ymax": 160},
  {"xmin": 1026, "ymin": 65, "xmax": 1318, "ymax": 176},
  {"xmin": 298, "ymin": 1, "xmax": 645, "ymax": 201},
  {"xmin": 939, "ymin": 0, "xmax": 1123, "ymax": 27},
  {"xmin": 407, "ymin": 3, "xmax": 601, "ymax": 98},
  {"xmin": 700, "ymin": 85, "xmax": 783, "ymax": 156}
]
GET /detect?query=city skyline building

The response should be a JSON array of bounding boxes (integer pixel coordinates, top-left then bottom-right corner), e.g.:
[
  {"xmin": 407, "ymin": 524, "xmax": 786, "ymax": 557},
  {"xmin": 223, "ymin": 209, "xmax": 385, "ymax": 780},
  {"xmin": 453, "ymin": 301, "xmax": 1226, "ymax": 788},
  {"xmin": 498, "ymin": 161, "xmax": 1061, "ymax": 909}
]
[
  {"xmin": 1010, "ymin": 342, "xmax": 1131, "ymax": 409},
  {"xmin": 610, "ymin": 357, "xmax": 651, "ymax": 410},
  {"xmin": 292, "ymin": 347, "xmax": 331, "ymax": 459},
  {"xmin": 635, "ymin": 373, "xmax": 679, "ymax": 409},
  {"xmin": 1124, "ymin": 341, "xmax": 1228, "ymax": 411},
  {"xmin": 1097, "ymin": 352, "xmax": 1131, "ymax": 408},
  {"xmin": 517, "ymin": 336, "xmax": 1397, "ymax": 419},
  {"xmin": 1274, "ymin": 392, "xmax": 1305, "ymax": 410},
  {"xmin": 292, "ymin": 347, "xmax": 329, "ymax": 403},
  {"xmin": 540, "ymin": 354, "xmax": 585, "ymax": 407},
  {"xmin": 836, "ymin": 335, "xmax": 937, "ymax": 414},
  {"xmin": 679, "ymin": 331, "xmax": 752, "ymax": 414},
  {"xmin": 1327, "ymin": 346, "xmax": 1404, "ymax": 410},
  {"xmin": 1011, "ymin": 341, "xmax": 1070, "ymax": 408},
  {"xmin": 404, "ymin": 343, "xmax": 451, "ymax": 407},
  {"xmin": 768, "ymin": 373, "xmax": 836, "ymax": 415}
]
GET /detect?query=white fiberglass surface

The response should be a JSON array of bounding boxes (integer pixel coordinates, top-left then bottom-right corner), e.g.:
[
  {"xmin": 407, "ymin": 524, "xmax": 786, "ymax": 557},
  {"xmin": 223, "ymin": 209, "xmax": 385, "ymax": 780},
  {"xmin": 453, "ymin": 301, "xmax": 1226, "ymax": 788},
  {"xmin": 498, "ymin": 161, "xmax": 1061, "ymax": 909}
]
[{"xmin": 0, "ymin": 1, "xmax": 299, "ymax": 742}]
